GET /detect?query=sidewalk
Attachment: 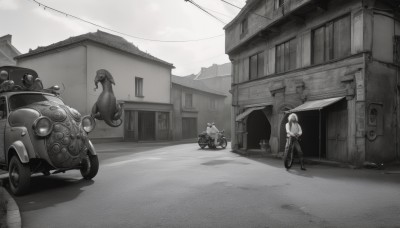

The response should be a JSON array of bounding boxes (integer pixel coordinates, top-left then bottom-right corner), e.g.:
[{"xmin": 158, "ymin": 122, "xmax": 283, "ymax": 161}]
[{"xmin": 0, "ymin": 179, "xmax": 21, "ymax": 228}]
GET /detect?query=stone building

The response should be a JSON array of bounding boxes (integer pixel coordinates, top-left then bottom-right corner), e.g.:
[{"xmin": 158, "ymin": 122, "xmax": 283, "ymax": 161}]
[
  {"xmin": 0, "ymin": 34, "xmax": 20, "ymax": 66},
  {"xmin": 225, "ymin": 0, "xmax": 400, "ymax": 165},
  {"xmin": 193, "ymin": 63, "xmax": 232, "ymax": 137},
  {"xmin": 16, "ymin": 30, "xmax": 174, "ymax": 142},
  {"xmin": 171, "ymin": 75, "xmax": 226, "ymax": 140}
]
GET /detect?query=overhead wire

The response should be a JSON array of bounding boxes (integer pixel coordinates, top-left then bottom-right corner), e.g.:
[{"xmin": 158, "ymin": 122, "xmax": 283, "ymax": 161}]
[
  {"xmin": 26, "ymin": 0, "xmax": 225, "ymax": 43},
  {"xmin": 220, "ymin": 0, "xmax": 272, "ymax": 20},
  {"xmin": 184, "ymin": 0, "xmax": 227, "ymax": 24}
]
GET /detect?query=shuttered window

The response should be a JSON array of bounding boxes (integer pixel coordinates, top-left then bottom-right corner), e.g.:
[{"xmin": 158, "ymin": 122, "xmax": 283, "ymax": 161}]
[
  {"xmin": 276, "ymin": 38, "xmax": 297, "ymax": 73},
  {"xmin": 312, "ymin": 15, "xmax": 351, "ymax": 64}
]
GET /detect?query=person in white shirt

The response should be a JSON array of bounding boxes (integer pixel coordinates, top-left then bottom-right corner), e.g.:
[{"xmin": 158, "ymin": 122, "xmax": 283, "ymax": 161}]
[
  {"xmin": 206, "ymin": 123, "xmax": 212, "ymax": 135},
  {"xmin": 209, "ymin": 122, "xmax": 219, "ymax": 146},
  {"xmin": 285, "ymin": 113, "xmax": 306, "ymax": 170}
]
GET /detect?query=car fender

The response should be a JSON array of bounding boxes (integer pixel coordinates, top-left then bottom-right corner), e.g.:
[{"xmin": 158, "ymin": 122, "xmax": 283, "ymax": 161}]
[
  {"xmin": 8, "ymin": 141, "xmax": 29, "ymax": 164},
  {"xmin": 86, "ymin": 140, "xmax": 97, "ymax": 156}
]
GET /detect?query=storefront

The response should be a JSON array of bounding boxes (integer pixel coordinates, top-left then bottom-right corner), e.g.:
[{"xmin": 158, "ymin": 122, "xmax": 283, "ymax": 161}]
[
  {"xmin": 123, "ymin": 101, "xmax": 173, "ymax": 142},
  {"xmin": 286, "ymin": 97, "xmax": 347, "ymax": 161}
]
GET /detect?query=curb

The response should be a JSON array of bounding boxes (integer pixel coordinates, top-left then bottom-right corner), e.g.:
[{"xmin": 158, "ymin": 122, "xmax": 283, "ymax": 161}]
[{"xmin": 0, "ymin": 183, "xmax": 21, "ymax": 228}]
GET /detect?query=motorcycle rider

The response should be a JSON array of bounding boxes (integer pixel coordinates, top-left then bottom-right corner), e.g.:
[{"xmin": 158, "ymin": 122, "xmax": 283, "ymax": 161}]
[
  {"xmin": 285, "ymin": 113, "xmax": 306, "ymax": 171},
  {"xmin": 209, "ymin": 122, "xmax": 219, "ymax": 146}
]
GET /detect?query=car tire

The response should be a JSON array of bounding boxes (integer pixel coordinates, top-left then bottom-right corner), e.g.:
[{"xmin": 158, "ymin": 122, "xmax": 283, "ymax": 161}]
[
  {"xmin": 80, "ymin": 154, "xmax": 99, "ymax": 180},
  {"xmin": 9, "ymin": 156, "xmax": 31, "ymax": 196}
]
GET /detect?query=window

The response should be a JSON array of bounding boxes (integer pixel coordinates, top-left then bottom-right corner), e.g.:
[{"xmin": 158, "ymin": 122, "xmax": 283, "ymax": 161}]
[
  {"xmin": 158, "ymin": 112, "xmax": 169, "ymax": 130},
  {"xmin": 0, "ymin": 97, "xmax": 6, "ymax": 119},
  {"xmin": 394, "ymin": 36, "xmax": 400, "ymax": 65},
  {"xmin": 276, "ymin": 38, "xmax": 297, "ymax": 73},
  {"xmin": 249, "ymin": 52, "xmax": 264, "ymax": 80},
  {"xmin": 312, "ymin": 15, "xmax": 351, "ymax": 64},
  {"xmin": 185, "ymin": 93, "xmax": 193, "ymax": 108},
  {"xmin": 209, "ymin": 98, "xmax": 217, "ymax": 110},
  {"xmin": 9, "ymin": 94, "xmax": 64, "ymax": 111},
  {"xmin": 240, "ymin": 18, "xmax": 248, "ymax": 36},
  {"xmin": 135, "ymin": 77, "xmax": 143, "ymax": 97},
  {"xmin": 275, "ymin": 0, "xmax": 284, "ymax": 9}
]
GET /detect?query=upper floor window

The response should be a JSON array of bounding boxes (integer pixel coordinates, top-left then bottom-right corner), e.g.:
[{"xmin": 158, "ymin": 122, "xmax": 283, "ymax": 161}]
[
  {"xmin": 240, "ymin": 18, "xmax": 248, "ymax": 36},
  {"xmin": 135, "ymin": 77, "xmax": 143, "ymax": 97},
  {"xmin": 312, "ymin": 14, "xmax": 351, "ymax": 65},
  {"xmin": 185, "ymin": 93, "xmax": 193, "ymax": 108},
  {"xmin": 276, "ymin": 38, "xmax": 297, "ymax": 73},
  {"xmin": 209, "ymin": 98, "xmax": 217, "ymax": 110},
  {"xmin": 275, "ymin": 0, "xmax": 285, "ymax": 9},
  {"xmin": 249, "ymin": 52, "xmax": 264, "ymax": 80}
]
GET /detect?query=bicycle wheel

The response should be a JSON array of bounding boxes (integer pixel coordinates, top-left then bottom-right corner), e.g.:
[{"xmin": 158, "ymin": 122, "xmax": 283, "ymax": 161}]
[{"xmin": 284, "ymin": 146, "xmax": 294, "ymax": 169}]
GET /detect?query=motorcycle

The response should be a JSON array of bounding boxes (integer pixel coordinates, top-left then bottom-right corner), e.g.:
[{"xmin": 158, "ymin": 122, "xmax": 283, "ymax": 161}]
[{"xmin": 198, "ymin": 130, "xmax": 228, "ymax": 149}]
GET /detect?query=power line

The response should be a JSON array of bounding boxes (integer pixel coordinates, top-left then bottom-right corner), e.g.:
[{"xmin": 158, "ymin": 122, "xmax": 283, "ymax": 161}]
[
  {"xmin": 202, "ymin": 6, "xmax": 235, "ymax": 19},
  {"xmin": 220, "ymin": 0, "xmax": 242, "ymax": 10},
  {"xmin": 185, "ymin": 0, "xmax": 227, "ymax": 24},
  {"xmin": 27, "ymin": 0, "xmax": 225, "ymax": 43},
  {"xmin": 220, "ymin": 0, "xmax": 272, "ymax": 20}
]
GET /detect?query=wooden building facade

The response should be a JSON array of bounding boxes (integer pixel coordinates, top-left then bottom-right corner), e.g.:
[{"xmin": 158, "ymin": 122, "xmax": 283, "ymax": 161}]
[{"xmin": 225, "ymin": 0, "xmax": 400, "ymax": 165}]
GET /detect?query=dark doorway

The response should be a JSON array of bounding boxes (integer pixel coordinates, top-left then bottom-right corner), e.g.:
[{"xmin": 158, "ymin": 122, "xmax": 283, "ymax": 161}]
[
  {"xmin": 296, "ymin": 111, "xmax": 324, "ymax": 158},
  {"xmin": 138, "ymin": 111, "xmax": 155, "ymax": 141},
  {"xmin": 182, "ymin": 117, "xmax": 197, "ymax": 139},
  {"xmin": 247, "ymin": 110, "xmax": 271, "ymax": 149}
]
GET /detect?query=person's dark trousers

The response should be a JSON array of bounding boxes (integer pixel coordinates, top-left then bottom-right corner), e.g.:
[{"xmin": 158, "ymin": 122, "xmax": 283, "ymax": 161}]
[{"xmin": 285, "ymin": 137, "xmax": 306, "ymax": 170}]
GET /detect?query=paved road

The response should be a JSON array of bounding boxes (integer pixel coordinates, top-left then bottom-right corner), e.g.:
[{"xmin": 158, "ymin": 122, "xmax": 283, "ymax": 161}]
[{"xmin": 5, "ymin": 142, "xmax": 400, "ymax": 227}]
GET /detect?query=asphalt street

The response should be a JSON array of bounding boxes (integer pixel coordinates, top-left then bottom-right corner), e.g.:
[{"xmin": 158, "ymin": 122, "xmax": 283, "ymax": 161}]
[{"xmin": 4, "ymin": 142, "xmax": 400, "ymax": 228}]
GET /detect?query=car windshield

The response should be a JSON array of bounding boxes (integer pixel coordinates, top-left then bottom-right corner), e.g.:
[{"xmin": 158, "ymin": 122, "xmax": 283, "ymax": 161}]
[{"xmin": 9, "ymin": 94, "xmax": 64, "ymax": 111}]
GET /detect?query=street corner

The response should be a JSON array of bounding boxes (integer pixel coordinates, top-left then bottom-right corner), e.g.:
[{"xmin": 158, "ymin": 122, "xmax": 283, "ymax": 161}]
[{"xmin": 0, "ymin": 179, "xmax": 22, "ymax": 228}]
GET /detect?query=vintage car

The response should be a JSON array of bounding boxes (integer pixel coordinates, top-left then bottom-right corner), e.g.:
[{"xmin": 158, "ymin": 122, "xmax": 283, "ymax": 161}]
[{"xmin": 0, "ymin": 66, "xmax": 98, "ymax": 195}]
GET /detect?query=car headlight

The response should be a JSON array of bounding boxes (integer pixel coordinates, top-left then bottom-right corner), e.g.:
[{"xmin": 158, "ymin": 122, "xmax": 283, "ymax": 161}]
[
  {"xmin": 33, "ymin": 116, "xmax": 53, "ymax": 137},
  {"xmin": 81, "ymin": 115, "xmax": 96, "ymax": 133}
]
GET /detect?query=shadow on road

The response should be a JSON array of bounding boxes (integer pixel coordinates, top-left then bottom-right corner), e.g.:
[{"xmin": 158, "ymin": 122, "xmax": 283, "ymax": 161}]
[
  {"xmin": 244, "ymin": 155, "xmax": 400, "ymax": 185},
  {"xmin": 10, "ymin": 175, "xmax": 94, "ymax": 212}
]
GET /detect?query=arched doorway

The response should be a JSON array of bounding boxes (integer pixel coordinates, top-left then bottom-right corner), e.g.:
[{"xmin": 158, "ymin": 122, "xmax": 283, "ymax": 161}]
[{"xmin": 246, "ymin": 110, "xmax": 271, "ymax": 149}]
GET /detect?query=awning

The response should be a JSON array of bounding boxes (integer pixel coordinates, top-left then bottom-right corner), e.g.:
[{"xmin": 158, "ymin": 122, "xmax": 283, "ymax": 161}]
[
  {"xmin": 235, "ymin": 106, "xmax": 265, "ymax": 122},
  {"xmin": 288, "ymin": 97, "xmax": 345, "ymax": 113}
]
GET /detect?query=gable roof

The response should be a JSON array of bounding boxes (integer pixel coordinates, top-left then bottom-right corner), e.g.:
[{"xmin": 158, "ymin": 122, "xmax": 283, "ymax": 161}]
[
  {"xmin": 15, "ymin": 30, "xmax": 174, "ymax": 68},
  {"xmin": 194, "ymin": 62, "xmax": 231, "ymax": 80},
  {"xmin": 0, "ymin": 34, "xmax": 21, "ymax": 66},
  {"xmin": 172, "ymin": 75, "xmax": 226, "ymax": 96}
]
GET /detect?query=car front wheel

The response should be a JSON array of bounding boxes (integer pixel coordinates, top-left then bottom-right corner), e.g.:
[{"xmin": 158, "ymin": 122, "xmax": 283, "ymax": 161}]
[
  {"xmin": 9, "ymin": 156, "xmax": 31, "ymax": 195},
  {"xmin": 80, "ymin": 154, "xmax": 99, "ymax": 180}
]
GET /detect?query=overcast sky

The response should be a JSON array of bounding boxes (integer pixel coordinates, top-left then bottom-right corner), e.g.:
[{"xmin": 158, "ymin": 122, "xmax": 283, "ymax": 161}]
[{"xmin": 0, "ymin": 0, "xmax": 245, "ymax": 76}]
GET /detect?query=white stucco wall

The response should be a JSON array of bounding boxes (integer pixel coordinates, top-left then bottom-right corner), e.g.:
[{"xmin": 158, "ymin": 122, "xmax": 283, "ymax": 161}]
[
  {"xmin": 86, "ymin": 44, "xmax": 171, "ymax": 108},
  {"xmin": 17, "ymin": 42, "xmax": 172, "ymax": 140},
  {"xmin": 86, "ymin": 44, "xmax": 172, "ymax": 140},
  {"xmin": 17, "ymin": 46, "xmax": 87, "ymax": 114}
]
